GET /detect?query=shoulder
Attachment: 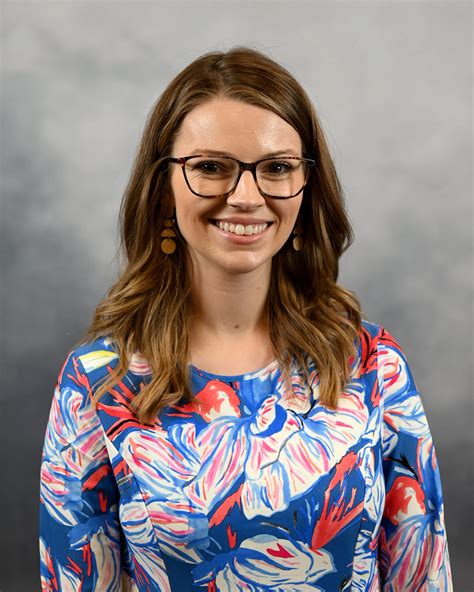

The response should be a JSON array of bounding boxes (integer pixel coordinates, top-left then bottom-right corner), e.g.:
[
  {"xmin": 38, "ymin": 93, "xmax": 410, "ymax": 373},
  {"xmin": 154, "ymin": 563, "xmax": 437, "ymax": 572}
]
[
  {"xmin": 358, "ymin": 319, "xmax": 418, "ymax": 399},
  {"xmin": 58, "ymin": 336, "xmax": 152, "ymax": 405},
  {"xmin": 355, "ymin": 319, "xmax": 411, "ymax": 378},
  {"xmin": 43, "ymin": 339, "xmax": 118, "ymax": 470},
  {"xmin": 46, "ymin": 337, "xmax": 120, "ymax": 454},
  {"xmin": 58, "ymin": 336, "xmax": 121, "ymax": 392},
  {"xmin": 360, "ymin": 318, "xmax": 382, "ymax": 337},
  {"xmin": 50, "ymin": 337, "xmax": 121, "ymax": 427},
  {"xmin": 66, "ymin": 335, "xmax": 120, "ymax": 372},
  {"xmin": 358, "ymin": 318, "xmax": 406, "ymax": 353}
]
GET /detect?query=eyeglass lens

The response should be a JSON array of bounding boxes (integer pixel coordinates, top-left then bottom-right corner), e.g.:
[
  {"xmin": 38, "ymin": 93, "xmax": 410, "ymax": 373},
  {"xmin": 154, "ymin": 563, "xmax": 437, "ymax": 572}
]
[{"xmin": 183, "ymin": 157, "xmax": 308, "ymax": 198}]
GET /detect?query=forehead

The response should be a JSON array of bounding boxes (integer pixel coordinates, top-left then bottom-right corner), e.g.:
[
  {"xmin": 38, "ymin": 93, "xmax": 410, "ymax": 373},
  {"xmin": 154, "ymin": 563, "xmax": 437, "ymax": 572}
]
[{"xmin": 173, "ymin": 97, "xmax": 302, "ymax": 158}]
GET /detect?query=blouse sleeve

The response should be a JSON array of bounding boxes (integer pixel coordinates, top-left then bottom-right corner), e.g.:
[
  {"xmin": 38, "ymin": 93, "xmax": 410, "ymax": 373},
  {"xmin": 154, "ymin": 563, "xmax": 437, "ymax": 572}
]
[
  {"xmin": 376, "ymin": 328, "xmax": 452, "ymax": 590},
  {"xmin": 39, "ymin": 350, "xmax": 123, "ymax": 591}
]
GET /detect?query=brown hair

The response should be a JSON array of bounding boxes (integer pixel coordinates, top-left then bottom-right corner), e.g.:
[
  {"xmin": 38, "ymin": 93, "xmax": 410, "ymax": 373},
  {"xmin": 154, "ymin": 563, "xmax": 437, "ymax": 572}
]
[{"xmin": 80, "ymin": 46, "xmax": 362, "ymax": 423}]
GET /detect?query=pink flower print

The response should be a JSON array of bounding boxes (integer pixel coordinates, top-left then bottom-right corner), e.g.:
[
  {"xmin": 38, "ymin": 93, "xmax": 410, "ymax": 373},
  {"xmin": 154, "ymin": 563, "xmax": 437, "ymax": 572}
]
[
  {"xmin": 194, "ymin": 535, "xmax": 335, "ymax": 591},
  {"xmin": 41, "ymin": 386, "xmax": 108, "ymax": 526},
  {"xmin": 378, "ymin": 511, "xmax": 451, "ymax": 591},
  {"xmin": 242, "ymin": 387, "xmax": 368, "ymax": 518},
  {"xmin": 40, "ymin": 537, "xmax": 82, "ymax": 591}
]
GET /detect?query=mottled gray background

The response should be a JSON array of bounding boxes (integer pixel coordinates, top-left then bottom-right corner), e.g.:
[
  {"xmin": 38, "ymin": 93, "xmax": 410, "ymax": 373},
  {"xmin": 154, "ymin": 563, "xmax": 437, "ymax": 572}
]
[{"xmin": 1, "ymin": 0, "xmax": 472, "ymax": 589}]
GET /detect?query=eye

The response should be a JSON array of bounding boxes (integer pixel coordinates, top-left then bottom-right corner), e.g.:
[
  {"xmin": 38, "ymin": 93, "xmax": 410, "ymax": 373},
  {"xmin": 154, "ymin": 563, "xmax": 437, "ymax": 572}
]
[
  {"xmin": 187, "ymin": 158, "xmax": 235, "ymax": 176},
  {"xmin": 272, "ymin": 162, "xmax": 290, "ymax": 173},
  {"xmin": 263, "ymin": 160, "xmax": 295, "ymax": 174},
  {"xmin": 195, "ymin": 161, "xmax": 221, "ymax": 173}
]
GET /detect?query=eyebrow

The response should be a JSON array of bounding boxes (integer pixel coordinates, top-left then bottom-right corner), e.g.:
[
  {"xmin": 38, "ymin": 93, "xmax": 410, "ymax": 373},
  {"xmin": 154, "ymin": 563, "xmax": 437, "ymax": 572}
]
[{"xmin": 188, "ymin": 149, "xmax": 301, "ymax": 158}]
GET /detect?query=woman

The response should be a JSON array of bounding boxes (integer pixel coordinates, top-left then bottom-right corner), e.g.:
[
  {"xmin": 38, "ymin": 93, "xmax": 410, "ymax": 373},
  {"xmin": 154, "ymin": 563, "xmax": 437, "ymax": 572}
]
[{"xmin": 39, "ymin": 47, "xmax": 452, "ymax": 591}]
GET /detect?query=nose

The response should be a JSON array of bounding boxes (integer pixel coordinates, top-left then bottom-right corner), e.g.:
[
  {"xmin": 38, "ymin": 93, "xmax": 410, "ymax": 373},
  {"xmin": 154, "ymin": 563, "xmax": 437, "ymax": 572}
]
[{"xmin": 226, "ymin": 170, "xmax": 266, "ymax": 209}]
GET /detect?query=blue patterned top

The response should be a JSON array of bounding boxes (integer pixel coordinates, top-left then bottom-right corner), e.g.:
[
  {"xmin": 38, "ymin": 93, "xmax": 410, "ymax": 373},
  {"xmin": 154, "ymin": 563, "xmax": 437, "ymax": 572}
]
[{"xmin": 39, "ymin": 319, "xmax": 452, "ymax": 590}]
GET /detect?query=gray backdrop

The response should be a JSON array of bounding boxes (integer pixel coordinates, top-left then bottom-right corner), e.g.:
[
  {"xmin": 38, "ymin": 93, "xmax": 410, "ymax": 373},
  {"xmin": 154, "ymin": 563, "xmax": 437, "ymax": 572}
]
[{"xmin": 1, "ymin": 1, "xmax": 472, "ymax": 590}]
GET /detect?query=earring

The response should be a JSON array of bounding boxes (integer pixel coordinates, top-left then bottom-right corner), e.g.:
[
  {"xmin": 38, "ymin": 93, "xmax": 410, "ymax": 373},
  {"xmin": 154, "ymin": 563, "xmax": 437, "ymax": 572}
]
[
  {"xmin": 292, "ymin": 221, "xmax": 304, "ymax": 251},
  {"xmin": 160, "ymin": 212, "xmax": 177, "ymax": 255}
]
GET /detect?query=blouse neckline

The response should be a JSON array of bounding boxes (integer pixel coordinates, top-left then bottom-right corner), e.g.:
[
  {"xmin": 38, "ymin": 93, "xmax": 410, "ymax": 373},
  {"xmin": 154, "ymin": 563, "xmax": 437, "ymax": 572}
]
[{"xmin": 189, "ymin": 358, "xmax": 279, "ymax": 381}]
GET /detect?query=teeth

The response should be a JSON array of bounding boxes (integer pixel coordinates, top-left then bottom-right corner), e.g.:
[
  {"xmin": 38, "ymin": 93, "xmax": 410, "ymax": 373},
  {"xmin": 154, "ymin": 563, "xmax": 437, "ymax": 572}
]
[{"xmin": 216, "ymin": 221, "xmax": 268, "ymax": 236}]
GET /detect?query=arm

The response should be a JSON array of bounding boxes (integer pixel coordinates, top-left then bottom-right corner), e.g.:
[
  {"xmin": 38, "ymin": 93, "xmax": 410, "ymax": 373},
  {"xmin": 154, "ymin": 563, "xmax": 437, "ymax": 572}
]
[
  {"xmin": 39, "ymin": 350, "xmax": 123, "ymax": 591},
  {"xmin": 377, "ymin": 328, "xmax": 452, "ymax": 591}
]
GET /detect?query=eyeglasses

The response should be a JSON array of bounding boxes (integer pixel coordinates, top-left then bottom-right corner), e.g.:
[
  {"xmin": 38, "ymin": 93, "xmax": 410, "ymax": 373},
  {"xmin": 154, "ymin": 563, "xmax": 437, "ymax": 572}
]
[{"xmin": 159, "ymin": 154, "xmax": 316, "ymax": 199}]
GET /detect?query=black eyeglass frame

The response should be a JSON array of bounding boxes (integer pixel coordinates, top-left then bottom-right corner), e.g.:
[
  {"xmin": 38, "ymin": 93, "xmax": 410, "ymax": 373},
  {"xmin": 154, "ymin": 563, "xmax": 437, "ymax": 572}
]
[{"xmin": 158, "ymin": 154, "xmax": 316, "ymax": 199}]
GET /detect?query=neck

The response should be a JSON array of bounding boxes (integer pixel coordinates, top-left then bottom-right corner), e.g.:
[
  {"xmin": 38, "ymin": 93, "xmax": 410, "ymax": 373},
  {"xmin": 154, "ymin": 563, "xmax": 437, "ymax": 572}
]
[{"xmin": 189, "ymin": 262, "xmax": 271, "ymax": 338}]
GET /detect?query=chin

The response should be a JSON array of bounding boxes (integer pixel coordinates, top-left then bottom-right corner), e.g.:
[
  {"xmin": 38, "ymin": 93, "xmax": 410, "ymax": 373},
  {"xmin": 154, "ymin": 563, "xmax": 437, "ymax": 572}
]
[{"xmin": 214, "ymin": 254, "xmax": 271, "ymax": 276}]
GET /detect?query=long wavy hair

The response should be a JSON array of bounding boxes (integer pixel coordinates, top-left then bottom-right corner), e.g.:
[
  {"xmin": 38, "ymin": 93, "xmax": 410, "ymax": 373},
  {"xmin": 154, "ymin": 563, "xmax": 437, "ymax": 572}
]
[{"xmin": 80, "ymin": 46, "xmax": 362, "ymax": 424}]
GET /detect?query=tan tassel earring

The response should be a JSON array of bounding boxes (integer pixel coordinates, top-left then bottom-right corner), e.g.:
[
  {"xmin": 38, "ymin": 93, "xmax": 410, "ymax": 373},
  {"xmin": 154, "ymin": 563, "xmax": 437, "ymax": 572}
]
[
  {"xmin": 292, "ymin": 221, "xmax": 304, "ymax": 251},
  {"xmin": 160, "ymin": 212, "xmax": 177, "ymax": 255}
]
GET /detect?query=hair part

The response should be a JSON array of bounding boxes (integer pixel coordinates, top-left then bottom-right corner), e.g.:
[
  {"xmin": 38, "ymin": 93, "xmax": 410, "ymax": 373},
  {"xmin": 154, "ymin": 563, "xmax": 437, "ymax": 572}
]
[{"xmin": 78, "ymin": 45, "xmax": 362, "ymax": 423}]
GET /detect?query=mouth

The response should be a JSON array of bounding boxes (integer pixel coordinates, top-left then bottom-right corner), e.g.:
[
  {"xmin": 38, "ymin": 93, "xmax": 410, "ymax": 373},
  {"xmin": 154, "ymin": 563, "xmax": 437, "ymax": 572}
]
[{"xmin": 211, "ymin": 220, "xmax": 272, "ymax": 236}]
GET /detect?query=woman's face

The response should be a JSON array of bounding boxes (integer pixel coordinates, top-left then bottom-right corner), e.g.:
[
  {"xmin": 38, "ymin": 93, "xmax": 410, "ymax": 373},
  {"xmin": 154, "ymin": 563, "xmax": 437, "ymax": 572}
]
[{"xmin": 169, "ymin": 97, "xmax": 304, "ymax": 278}]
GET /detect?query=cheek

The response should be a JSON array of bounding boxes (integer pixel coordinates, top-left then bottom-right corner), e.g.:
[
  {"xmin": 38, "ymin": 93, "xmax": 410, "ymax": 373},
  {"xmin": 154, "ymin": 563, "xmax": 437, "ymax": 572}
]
[
  {"xmin": 279, "ymin": 202, "xmax": 302, "ymax": 230},
  {"xmin": 171, "ymin": 180, "xmax": 195, "ymax": 232},
  {"xmin": 174, "ymin": 207, "xmax": 194, "ymax": 241},
  {"xmin": 174, "ymin": 201, "xmax": 211, "ymax": 241}
]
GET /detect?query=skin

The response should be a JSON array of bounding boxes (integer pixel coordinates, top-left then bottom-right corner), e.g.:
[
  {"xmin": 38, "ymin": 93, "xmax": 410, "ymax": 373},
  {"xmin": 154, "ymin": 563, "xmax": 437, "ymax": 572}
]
[{"xmin": 169, "ymin": 97, "xmax": 304, "ymax": 373}]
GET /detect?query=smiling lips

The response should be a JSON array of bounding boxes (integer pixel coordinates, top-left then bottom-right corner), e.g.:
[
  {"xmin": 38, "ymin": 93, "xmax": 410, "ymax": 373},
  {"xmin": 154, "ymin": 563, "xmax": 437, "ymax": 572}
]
[{"xmin": 215, "ymin": 220, "xmax": 269, "ymax": 236}]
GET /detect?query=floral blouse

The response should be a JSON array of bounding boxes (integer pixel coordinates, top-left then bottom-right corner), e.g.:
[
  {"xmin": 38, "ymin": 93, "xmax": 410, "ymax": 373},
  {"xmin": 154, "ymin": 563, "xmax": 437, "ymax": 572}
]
[{"xmin": 39, "ymin": 320, "xmax": 452, "ymax": 591}]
